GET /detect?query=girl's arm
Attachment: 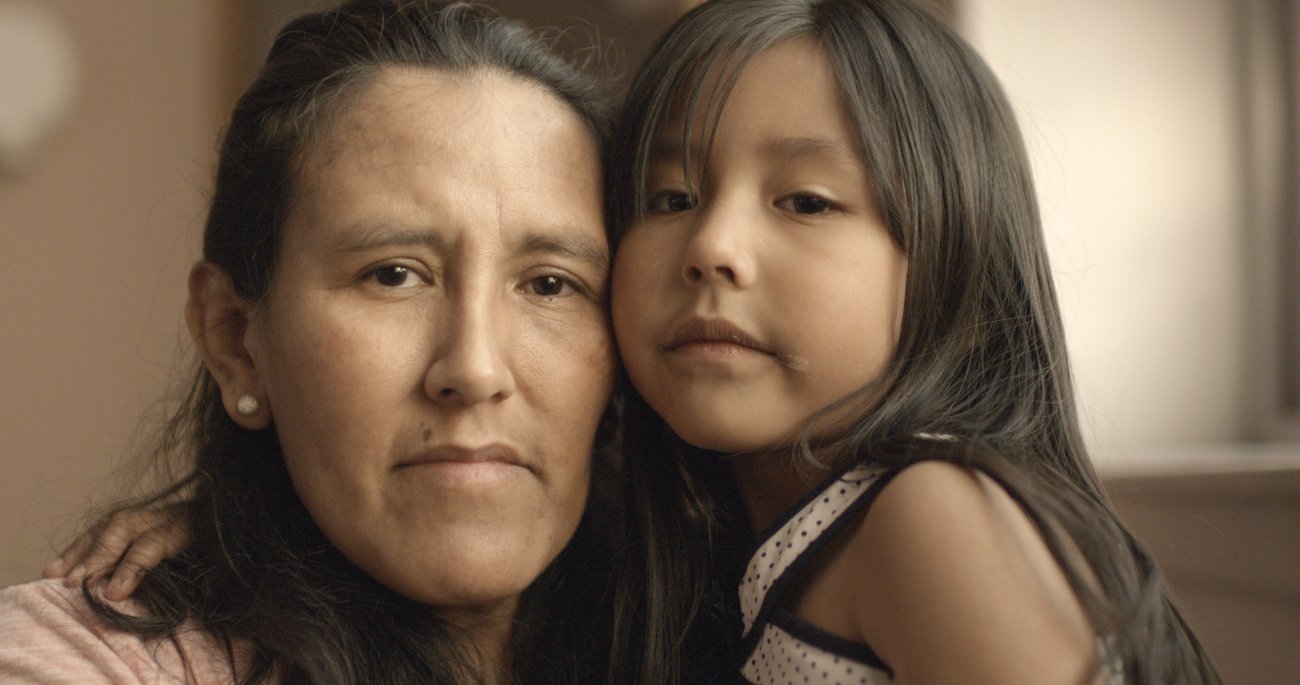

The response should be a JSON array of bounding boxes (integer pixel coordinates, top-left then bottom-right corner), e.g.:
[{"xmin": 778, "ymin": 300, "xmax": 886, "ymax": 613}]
[
  {"xmin": 43, "ymin": 504, "xmax": 188, "ymax": 601},
  {"xmin": 843, "ymin": 461, "xmax": 1101, "ymax": 685}
]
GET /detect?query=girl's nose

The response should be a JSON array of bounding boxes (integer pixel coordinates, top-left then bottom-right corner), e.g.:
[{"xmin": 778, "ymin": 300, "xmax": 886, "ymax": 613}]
[{"xmin": 680, "ymin": 200, "xmax": 756, "ymax": 289}]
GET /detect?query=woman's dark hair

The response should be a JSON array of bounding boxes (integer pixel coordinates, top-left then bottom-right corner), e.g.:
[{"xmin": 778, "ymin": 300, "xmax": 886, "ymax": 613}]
[
  {"xmin": 608, "ymin": 1, "xmax": 1221, "ymax": 683},
  {"xmin": 88, "ymin": 1, "xmax": 626, "ymax": 683}
]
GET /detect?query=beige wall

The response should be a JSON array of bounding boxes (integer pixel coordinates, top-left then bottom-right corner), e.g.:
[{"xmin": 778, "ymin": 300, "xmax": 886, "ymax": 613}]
[
  {"xmin": 964, "ymin": 1, "xmax": 1300, "ymax": 681},
  {"xmin": 964, "ymin": 0, "xmax": 1248, "ymax": 465},
  {"xmin": 0, "ymin": 1, "xmax": 227, "ymax": 585}
]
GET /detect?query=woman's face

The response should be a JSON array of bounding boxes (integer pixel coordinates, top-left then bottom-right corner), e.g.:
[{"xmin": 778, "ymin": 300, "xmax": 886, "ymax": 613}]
[{"xmin": 246, "ymin": 68, "xmax": 613, "ymax": 626}]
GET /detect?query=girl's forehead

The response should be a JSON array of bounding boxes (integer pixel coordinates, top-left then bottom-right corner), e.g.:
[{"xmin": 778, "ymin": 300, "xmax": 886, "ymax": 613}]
[
  {"xmin": 662, "ymin": 37, "xmax": 830, "ymax": 115},
  {"xmin": 649, "ymin": 38, "xmax": 856, "ymax": 152}
]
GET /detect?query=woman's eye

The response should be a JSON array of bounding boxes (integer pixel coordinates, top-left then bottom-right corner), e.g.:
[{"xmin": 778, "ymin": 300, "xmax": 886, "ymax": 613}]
[
  {"xmin": 646, "ymin": 190, "xmax": 697, "ymax": 214},
  {"xmin": 528, "ymin": 275, "xmax": 572, "ymax": 297},
  {"xmin": 370, "ymin": 265, "xmax": 423, "ymax": 288},
  {"xmin": 780, "ymin": 193, "xmax": 836, "ymax": 215}
]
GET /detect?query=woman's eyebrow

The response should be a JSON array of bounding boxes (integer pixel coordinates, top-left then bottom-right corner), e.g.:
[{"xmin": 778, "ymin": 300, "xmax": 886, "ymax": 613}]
[
  {"xmin": 321, "ymin": 225, "xmax": 607, "ymax": 272},
  {"xmin": 516, "ymin": 231, "xmax": 609, "ymax": 273},
  {"xmin": 328, "ymin": 226, "xmax": 448, "ymax": 254}
]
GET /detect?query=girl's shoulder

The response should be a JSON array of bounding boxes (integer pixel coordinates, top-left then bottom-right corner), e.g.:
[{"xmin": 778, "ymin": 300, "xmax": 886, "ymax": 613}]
[
  {"xmin": 832, "ymin": 459, "xmax": 1102, "ymax": 684},
  {"xmin": 854, "ymin": 458, "xmax": 1034, "ymax": 561}
]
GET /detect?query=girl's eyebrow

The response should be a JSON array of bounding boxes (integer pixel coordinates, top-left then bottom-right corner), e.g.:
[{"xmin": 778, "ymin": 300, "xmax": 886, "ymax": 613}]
[
  {"xmin": 761, "ymin": 136, "xmax": 865, "ymax": 166},
  {"xmin": 648, "ymin": 136, "xmax": 864, "ymax": 166},
  {"xmin": 648, "ymin": 138, "xmax": 692, "ymax": 163}
]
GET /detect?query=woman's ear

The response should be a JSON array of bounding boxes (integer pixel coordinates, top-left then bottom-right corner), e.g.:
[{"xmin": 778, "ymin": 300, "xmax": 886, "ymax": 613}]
[{"xmin": 186, "ymin": 261, "xmax": 271, "ymax": 430}]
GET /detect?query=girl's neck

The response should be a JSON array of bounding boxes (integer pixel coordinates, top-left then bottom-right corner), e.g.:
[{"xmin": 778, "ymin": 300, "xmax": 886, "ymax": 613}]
[{"xmin": 728, "ymin": 448, "xmax": 832, "ymax": 534}]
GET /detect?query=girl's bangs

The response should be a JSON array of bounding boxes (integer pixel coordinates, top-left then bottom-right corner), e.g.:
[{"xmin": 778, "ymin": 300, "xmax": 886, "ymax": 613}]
[{"xmin": 625, "ymin": 4, "xmax": 816, "ymax": 224}]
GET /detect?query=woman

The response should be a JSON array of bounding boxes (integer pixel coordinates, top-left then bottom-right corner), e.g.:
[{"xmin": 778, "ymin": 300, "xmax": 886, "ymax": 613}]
[{"xmin": 0, "ymin": 1, "xmax": 643, "ymax": 682}]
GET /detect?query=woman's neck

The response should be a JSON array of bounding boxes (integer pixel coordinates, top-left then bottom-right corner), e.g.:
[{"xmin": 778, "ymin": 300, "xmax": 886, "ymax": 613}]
[{"xmin": 439, "ymin": 603, "xmax": 515, "ymax": 685}]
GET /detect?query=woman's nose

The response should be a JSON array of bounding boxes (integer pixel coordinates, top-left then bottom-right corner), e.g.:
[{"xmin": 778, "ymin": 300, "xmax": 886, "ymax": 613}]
[{"xmin": 423, "ymin": 298, "xmax": 516, "ymax": 406}]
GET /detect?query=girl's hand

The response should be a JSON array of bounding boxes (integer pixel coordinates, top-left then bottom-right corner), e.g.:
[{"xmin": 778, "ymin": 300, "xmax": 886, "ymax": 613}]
[{"xmin": 42, "ymin": 503, "xmax": 190, "ymax": 601}]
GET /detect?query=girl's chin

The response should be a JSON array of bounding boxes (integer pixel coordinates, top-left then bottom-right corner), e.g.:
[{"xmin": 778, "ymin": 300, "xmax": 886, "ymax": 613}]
[{"xmin": 672, "ymin": 423, "xmax": 794, "ymax": 457}]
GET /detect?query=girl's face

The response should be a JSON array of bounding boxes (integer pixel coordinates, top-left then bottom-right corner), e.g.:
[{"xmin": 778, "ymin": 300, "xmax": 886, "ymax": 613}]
[{"xmin": 613, "ymin": 38, "xmax": 908, "ymax": 454}]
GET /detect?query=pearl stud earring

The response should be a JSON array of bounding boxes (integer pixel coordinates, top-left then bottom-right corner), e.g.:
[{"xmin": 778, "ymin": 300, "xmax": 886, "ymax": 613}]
[{"xmin": 236, "ymin": 394, "xmax": 260, "ymax": 416}]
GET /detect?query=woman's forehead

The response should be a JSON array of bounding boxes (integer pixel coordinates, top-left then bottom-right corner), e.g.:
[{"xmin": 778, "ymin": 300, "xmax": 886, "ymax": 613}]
[{"xmin": 283, "ymin": 68, "xmax": 607, "ymax": 257}]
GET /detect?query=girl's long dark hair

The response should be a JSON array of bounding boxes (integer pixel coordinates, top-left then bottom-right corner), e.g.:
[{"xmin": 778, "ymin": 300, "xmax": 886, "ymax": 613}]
[
  {"xmin": 85, "ymin": 2, "xmax": 632, "ymax": 683},
  {"xmin": 607, "ymin": 1, "xmax": 1221, "ymax": 683}
]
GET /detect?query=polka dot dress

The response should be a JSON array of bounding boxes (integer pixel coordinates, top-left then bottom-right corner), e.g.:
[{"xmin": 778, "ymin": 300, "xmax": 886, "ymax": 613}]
[
  {"xmin": 742, "ymin": 621, "xmax": 888, "ymax": 685},
  {"xmin": 737, "ymin": 464, "xmax": 896, "ymax": 685},
  {"xmin": 736, "ymin": 455, "xmax": 1127, "ymax": 685}
]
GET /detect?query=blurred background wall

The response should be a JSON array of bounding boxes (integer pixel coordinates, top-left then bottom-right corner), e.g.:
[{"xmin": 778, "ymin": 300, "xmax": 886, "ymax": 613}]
[
  {"xmin": 1, "ymin": 0, "xmax": 228, "ymax": 591},
  {"xmin": 1, "ymin": 0, "xmax": 1295, "ymax": 682},
  {"xmin": 965, "ymin": 6, "xmax": 1299, "ymax": 681}
]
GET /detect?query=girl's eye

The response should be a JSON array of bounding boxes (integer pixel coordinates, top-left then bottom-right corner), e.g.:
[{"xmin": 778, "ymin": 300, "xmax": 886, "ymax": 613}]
[
  {"xmin": 369, "ymin": 264, "xmax": 423, "ymax": 288},
  {"xmin": 780, "ymin": 193, "xmax": 836, "ymax": 215},
  {"xmin": 528, "ymin": 275, "xmax": 572, "ymax": 297},
  {"xmin": 646, "ymin": 190, "xmax": 698, "ymax": 214}
]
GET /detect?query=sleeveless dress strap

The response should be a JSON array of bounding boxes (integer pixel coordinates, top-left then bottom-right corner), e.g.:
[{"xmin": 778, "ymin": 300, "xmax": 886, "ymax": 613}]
[
  {"xmin": 739, "ymin": 463, "xmax": 895, "ymax": 634},
  {"xmin": 735, "ymin": 463, "xmax": 900, "ymax": 684}
]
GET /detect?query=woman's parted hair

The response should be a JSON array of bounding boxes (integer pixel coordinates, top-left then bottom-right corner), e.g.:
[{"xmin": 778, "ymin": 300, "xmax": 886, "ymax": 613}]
[
  {"xmin": 213, "ymin": 0, "xmax": 611, "ymax": 302},
  {"xmin": 91, "ymin": 2, "xmax": 624, "ymax": 684},
  {"xmin": 608, "ymin": 1, "xmax": 1220, "ymax": 683}
]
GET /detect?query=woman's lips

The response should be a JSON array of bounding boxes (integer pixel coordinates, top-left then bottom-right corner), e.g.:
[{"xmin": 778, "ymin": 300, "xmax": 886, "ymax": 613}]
[{"xmin": 395, "ymin": 444, "xmax": 532, "ymax": 487}]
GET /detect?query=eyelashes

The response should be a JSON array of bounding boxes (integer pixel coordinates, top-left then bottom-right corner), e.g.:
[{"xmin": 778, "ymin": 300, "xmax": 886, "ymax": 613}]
[
  {"xmin": 643, "ymin": 188, "xmax": 841, "ymax": 217},
  {"xmin": 525, "ymin": 274, "xmax": 578, "ymax": 298},
  {"xmin": 368, "ymin": 263, "xmax": 425, "ymax": 288},
  {"xmin": 364, "ymin": 263, "xmax": 589, "ymax": 301},
  {"xmin": 777, "ymin": 193, "xmax": 838, "ymax": 215},
  {"xmin": 646, "ymin": 189, "xmax": 698, "ymax": 214}
]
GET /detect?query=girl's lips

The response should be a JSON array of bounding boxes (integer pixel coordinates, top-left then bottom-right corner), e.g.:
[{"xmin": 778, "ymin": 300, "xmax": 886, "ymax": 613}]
[
  {"xmin": 664, "ymin": 317, "xmax": 808, "ymax": 370},
  {"xmin": 665, "ymin": 317, "xmax": 772, "ymax": 354}
]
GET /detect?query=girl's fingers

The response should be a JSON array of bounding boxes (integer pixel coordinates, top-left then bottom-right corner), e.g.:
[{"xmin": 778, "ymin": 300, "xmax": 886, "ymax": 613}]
[
  {"xmin": 103, "ymin": 517, "xmax": 189, "ymax": 601},
  {"xmin": 47, "ymin": 507, "xmax": 182, "ymax": 590},
  {"xmin": 43, "ymin": 529, "xmax": 97, "ymax": 580},
  {"xmin": 71, "ymin": 512, "xmax": 151, "ymax": 584}
]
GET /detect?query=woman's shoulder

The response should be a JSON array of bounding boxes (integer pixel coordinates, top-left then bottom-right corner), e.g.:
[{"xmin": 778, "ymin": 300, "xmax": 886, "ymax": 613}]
[
  {"xmin": 837, "ymin": 459, "xmax": 1100, "ymax": 684},
  {"xmin": 0, "ymin": 578, "xmax": 241, "ymax": 684},
  {"xmin": 0, "ymin": 578, "xmax": 120, "ymax": 642}
]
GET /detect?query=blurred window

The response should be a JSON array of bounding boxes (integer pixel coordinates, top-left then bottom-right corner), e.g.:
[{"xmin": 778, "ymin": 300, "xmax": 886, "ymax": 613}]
[{"xmin": 1241, "ymin": 0, "xmax": 1300, "ymax": 439}]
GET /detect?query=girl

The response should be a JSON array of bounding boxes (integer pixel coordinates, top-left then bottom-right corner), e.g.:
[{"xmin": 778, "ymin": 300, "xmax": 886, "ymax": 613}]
[
  {"xmin": 606, "ymin": 0, "xmax": 1220, "ymax": 683},
  {"xmin": 51, "ymin": 1, "xmax": 1220, "ymax": 683}
]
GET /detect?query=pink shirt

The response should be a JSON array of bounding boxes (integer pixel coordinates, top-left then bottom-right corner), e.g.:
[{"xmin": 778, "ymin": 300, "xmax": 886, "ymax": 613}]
[{"xmin": 0, "ymin": 579, "xmax": 249, "ymax": 684}]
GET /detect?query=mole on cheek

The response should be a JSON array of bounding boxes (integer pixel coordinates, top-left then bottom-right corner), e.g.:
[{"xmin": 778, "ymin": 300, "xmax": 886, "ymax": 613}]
[{"xmin": 422, "ymin": 426, "xmax": 433, "ymax": 441}]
